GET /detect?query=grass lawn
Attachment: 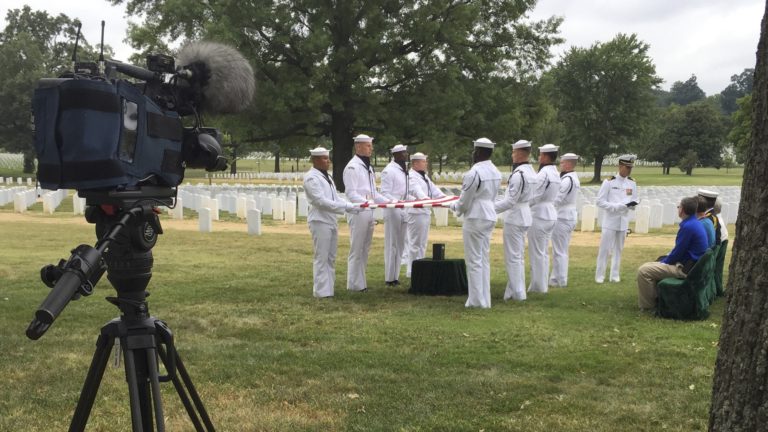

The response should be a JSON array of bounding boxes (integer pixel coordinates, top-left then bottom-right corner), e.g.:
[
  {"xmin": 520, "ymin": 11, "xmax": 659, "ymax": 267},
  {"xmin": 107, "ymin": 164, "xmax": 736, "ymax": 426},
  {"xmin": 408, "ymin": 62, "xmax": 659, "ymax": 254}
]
[{"xmin": 0, "ymin": 206, "xmax": 729, "ymax": 431}]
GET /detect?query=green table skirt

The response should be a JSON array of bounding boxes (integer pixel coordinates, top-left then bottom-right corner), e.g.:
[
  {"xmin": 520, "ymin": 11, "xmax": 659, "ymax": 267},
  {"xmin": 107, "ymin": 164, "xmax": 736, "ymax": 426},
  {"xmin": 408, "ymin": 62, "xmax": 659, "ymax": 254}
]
[{"xmin": 409, "ymin": 258, "xmax": 468, "ymax": 296}]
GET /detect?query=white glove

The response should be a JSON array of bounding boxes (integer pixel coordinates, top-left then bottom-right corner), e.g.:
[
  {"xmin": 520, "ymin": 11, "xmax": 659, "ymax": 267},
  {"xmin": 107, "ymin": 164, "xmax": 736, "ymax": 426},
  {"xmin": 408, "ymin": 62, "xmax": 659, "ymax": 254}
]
[{"xmin": 345, "ymin": 202, "xmax": 362, "ymax": 214}]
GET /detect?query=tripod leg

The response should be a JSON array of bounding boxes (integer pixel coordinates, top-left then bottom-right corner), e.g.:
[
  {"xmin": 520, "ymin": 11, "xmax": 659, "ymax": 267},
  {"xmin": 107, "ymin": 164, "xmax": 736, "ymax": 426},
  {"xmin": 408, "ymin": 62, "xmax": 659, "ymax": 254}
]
[
  {"xmin": 158, "ymin": 345, "xmax": 215, "ymax": 432},
  {"xmin": 124, "ymin": 338, "xmax": 157, "ymax": 432},
  {"xmin": 69, "ymin": 332, "xmax": 115, "ymax": 432},
  {"xmin": 144, "ymin": 347, "xmax": 166, "ymax": 432}
]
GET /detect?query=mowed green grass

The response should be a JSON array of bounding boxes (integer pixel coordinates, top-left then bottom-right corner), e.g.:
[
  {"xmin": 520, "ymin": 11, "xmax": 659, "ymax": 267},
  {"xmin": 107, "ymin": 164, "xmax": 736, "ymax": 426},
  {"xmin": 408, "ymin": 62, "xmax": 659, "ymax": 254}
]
[{"xmin": 0, "ymin": 208, "xmax": 729, "ymax": 432}]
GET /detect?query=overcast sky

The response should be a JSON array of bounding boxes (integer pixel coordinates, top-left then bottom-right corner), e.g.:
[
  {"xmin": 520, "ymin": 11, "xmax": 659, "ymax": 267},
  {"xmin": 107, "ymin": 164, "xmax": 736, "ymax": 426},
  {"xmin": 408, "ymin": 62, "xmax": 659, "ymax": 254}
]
[{"xmin": 1, "ymin": 0, "xmax": 764, "ymax": 95}]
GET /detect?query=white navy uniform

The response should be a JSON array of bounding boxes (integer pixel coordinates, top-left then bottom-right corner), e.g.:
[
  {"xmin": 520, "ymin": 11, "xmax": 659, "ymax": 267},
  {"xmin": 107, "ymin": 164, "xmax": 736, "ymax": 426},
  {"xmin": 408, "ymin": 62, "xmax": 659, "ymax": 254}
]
[
  {"xmin": 381, "ymin": 160, "xmax": 411, "ymax": 283},
  {"xmin": 549, "ymin": 171, "xmax": 581, "ymax": 287},
  {"xmin": 527, "ymin": 164, "xmax": 560, "ymax": 293},
  {"xmin": 450, "ymin": 160, "xmax": 502, "ymax": 308},
  {"xmin": 595, "ymin": 174, "xmax": 637, "ymax": 283},
  {"xmin": 344, "ymin": 155, "xmax": 388, "ymax": 291},
  {"xmin": 304, "ymin": 167, "xmax": 356, "ymax": 297},
  {"xmin": 406, "ymin": 169, "xmax": 446, "ymax": 277},
  {"xmin": 494, "ymin": 163, "xmax": 537, "ymax": 301}
]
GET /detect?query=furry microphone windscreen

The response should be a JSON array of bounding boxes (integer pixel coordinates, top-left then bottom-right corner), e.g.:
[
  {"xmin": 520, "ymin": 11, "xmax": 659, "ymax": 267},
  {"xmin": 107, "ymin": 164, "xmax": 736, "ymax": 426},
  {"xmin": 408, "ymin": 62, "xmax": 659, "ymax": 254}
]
[{"xmin": 177, "ymin": 42, "xmax": 256, "ymax": 114}]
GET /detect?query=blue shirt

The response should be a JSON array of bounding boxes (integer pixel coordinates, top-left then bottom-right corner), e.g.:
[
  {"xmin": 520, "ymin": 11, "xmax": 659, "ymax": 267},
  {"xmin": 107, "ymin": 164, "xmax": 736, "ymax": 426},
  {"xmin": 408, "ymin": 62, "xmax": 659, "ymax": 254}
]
[
  {"xmin": 662, "ymin": 215, "xmax": 709, "ymax": 265},
  {"xmin": 700, "ymin": 217, "xmax": 715, "ymax": 248}
]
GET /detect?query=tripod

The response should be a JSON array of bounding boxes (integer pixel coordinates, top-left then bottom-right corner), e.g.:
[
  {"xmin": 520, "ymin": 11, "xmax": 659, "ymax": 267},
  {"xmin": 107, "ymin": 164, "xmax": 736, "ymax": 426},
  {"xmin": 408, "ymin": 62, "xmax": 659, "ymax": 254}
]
[{"xmin": 26, "ymin": 193, "xmax": 215, "ymax": 432}]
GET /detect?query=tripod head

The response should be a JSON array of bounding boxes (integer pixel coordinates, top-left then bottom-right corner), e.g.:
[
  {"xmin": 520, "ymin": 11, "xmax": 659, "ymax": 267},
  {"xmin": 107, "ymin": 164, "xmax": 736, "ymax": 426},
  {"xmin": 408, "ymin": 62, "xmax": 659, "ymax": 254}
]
[{"xmin": 26, "ymin": 187, "xmax": 173, "ymax": 340}]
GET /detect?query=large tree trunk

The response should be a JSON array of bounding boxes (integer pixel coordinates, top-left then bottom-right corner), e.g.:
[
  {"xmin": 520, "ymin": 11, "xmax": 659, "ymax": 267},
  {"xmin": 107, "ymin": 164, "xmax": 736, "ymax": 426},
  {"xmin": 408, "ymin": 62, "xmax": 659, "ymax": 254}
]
[
  {"xmin": 709, "ymin": 3, "xmax": 768, "ymax": 430},
  {"xmin": 330, "ymin": 111, "xmax": 354, "ymax": 192},
  {"xmin": 591, "ymin": 154, "xmax": 604, "ymax": 183},
  {"xmin": 273, "ymin": 149, "xmax": 280, "ymax": 173},
  {"xmin": 23, "ymin": 152, "xmax": 35, "ymax": 174}
]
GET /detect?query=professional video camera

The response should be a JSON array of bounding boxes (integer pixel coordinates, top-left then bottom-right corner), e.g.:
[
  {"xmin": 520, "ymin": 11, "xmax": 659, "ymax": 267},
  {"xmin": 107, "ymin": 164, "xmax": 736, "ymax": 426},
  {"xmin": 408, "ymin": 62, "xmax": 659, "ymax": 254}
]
[{"xmin": 32, "ymin": 21, "xmax": 255, "ymax": 196}]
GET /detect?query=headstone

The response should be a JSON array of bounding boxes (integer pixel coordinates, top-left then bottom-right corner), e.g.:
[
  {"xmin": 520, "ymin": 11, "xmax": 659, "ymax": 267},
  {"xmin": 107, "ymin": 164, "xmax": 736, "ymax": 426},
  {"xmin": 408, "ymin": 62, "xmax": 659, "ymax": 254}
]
[
  {"xmin": 434, "ymin": 207, "xmax": 449, "ymax": 227},
  {"xmin": 649, "ymin": 203, "xmax": 664, "ymax": 229},
  {"xmin": 297, "ymin": 194, "xmax": 309, "ymax": 217},
  {"xmin": 73, "ymin": 193, "xmax": 85, "ymax": 215},
  {"xmin": 237, "ymin": 196, "xmax": 248, "ymax": 218},
  {"xmin": 27, "ymin": 178, "xmax": 33, "ymax": 186},
  {"xmin": 284, "ymin": 200, "xmax": 296, "ymax": 224},
  {"xmin": 199, "ymin": 207, "xmax": 213, "ymax": 233},
  {"xmin": 14, "ymin": 192, "xmax": 25, "ymax": 213},
  {"xmin": 272, "ymin": 197, "xmax": 283, "ymax": 220},
  {"xmin": 42, "ymin": 194, "xmax": 54, "ymax": 214},
  {"xmin": 662, "ymin": 202, "xmax": 677, "ymax": 226},
  {"xmin": 581, "ymin": 205, "xmax": 596, "ymax": 232},
  {"xmin": 247, "ymin": 209, "xmax": 262, "ymax": 235},
  {"xmin": 634, "ymin": 205, "xmax": 650, "ymax": 234},
  {"xmin": 172, "ymin": 196, "xmax": 184, "ymax": 220},
  {"xmin": 209, "ymin": 198, "xmax": 219, "ymax": 221}
]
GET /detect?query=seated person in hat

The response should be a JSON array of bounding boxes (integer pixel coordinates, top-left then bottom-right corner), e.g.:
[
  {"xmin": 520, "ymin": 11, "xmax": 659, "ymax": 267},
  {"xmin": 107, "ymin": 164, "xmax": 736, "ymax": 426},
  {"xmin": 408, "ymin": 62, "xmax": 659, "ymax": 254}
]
[
  {"xmin": 696, "ymin": 196, "xmax": 716, "ymax": 248},
  {"xmin": 697, "ymin": 189, "xmax": 722, "ymax": 245},
  {"xmin": 636, "ymin": 196, "xmax": 709, "ymax": 310}
]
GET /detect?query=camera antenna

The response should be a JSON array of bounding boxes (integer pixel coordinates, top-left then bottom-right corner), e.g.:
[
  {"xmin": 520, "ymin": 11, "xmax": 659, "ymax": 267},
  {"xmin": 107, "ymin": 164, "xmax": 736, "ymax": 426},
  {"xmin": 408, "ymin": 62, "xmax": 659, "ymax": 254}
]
[
  {"xmin": 71, "ymin": 21, "xmax": 82, "ymax": 72},
  {"xmin": 98, "ymin": 20, "xmax": 105, "ymax": 75}
]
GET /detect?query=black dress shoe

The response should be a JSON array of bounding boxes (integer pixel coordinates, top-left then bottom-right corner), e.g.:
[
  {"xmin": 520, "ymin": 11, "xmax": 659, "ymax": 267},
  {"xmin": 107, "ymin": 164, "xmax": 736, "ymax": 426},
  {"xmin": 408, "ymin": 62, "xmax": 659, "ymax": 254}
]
[
  {"xmin": 393, "ymin": 280, "xmax": 400, "ymax": 286},
  {"xmin": 385, "ymin": 281, "xmax": 396, "ymax": 286}
]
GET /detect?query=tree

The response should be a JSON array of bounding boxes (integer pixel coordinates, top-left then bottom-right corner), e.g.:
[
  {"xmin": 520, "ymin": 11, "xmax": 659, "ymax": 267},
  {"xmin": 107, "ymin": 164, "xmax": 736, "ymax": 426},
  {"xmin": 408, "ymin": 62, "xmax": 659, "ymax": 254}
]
[
  {"xmin": 552, "ymin": 33, "xmax": 661, "ymax": 182},
  {"xmin": 112, "ymin": 0, "xmax": 562, "ymax": 189},
  {"xmin": 709, "ymin": 2, "xmax": 768, "ymax": 429},
  {"xmin": 727, "ymin": 94, "xmax": 753, "ymax": 163},
  {"xmin": 720, "ymin": 68, "xmax": 754, "ymax": 114},
  {"xmin": 668, "ymin": 74, "xmax": 706, "ymax": 106},
  {"xmin": 0, "ymin": 6, "xmax": 103, "ymax": 172}
]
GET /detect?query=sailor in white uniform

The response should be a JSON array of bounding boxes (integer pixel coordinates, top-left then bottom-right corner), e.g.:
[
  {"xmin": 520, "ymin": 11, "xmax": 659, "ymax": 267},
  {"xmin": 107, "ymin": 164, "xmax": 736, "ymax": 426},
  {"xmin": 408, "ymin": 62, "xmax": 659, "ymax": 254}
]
[
  {"xmin": 381, "ymin": 144, "xmax": 411, "ymax": 286},
  {"xmin": 406, "ymin": 152, "xmax": 446, "ymax": 277},
  {"xmin": 595, "ymin": 155, "xmax": 638, "ymax": 283},
  {"xmin": 343, "ymin": 134, "xmax": 390, "ymax": 291},
  {"xmin": 449, "ymin": 138, "xmax": 502, "ymax": 308},
  {"xmin": 549, "ymin": 152, "xmax": 581, "ymax": 287},
  {"xmin": 303, "ymin": 147, "xmax": 361, "ymax": 298},
  {"xmin": 527, "ymin": 144, "xmax": 561, "ymax": 294},
  {"xmin": 494, "ymin": 139, "xmax": 537, "ymax": 301}
]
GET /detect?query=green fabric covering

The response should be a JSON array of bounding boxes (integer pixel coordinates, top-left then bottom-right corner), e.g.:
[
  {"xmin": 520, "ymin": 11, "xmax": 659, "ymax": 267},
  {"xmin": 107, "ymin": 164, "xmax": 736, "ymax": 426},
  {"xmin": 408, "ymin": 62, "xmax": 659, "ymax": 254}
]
[
  {"xmin": 656, "ymin": 249, "xmax": 714, "ymax": 320},
  {"xmin": 410, "ymin": 259, "xmax": 468, "ymax": 296},
  {"xmin": 715, "ymin": 239, "xmax": 729, "ymax": 297}
]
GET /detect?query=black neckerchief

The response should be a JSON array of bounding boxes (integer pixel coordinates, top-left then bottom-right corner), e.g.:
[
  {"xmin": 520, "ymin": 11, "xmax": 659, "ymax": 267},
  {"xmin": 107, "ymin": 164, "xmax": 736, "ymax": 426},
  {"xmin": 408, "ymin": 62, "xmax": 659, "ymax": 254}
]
[
  {"xmin": 396, "ymin": 160, "xmax": 407, "ymax": 172},
  {"xmin": 319, "ymin": 169, "xmax": 333, "ymax": 185},
  {"xmin": 539, "ymin": 163, "xmax": 553, "ymax": 170},
  {"xmin": 417, "ymin": 170, "xmax": 431, "ymax": 198},
  {"xmin": 560, "ymin": 170, "xmax": 573, "ymax": 178},
  {"xmin": 417, "ymin": 170, "xmax": 427, "ymax": 179},
  {"xmin": 358, "ymin": 155, "xmax": 371, "ymax": 169},
  {"xmin": 513, "ymin": 161, "xmax": 530, "ymax": 170}
]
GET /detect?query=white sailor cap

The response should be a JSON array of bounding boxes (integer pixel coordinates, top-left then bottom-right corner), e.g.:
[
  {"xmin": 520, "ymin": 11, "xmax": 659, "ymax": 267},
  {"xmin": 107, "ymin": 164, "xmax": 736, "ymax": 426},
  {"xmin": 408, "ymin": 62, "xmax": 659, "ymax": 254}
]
[
  {"xmin": 473, "ymin": 137, "xmax": 495, "ymax": 148},
  {"xmin": 560, "ymin": 153, "xmax": 579, "ymax": 161},
  {"xmin": 390, "ymin": 144, "xmax": 408, "ymax": 154},
  {"xmin": 697, "ymin": 189, "xmax": 719, "ymax": 199},
  {"xmin": 538, "ymin": 143, "xmax": 559, "ymax": 153},
  {"xmin": 512, "ymin": 140, "xmax": 532, "ymax": 149},
  {"xmin": 618, "ymin": 154, "xmax": 636, "ymax": 166},
  {"xmin": 309, "ymin": 147, "xmax": 329, "ymax": 157},
  {"xmin": 410, "ymin": 152, "xmax": 427, "ymax": 161},
  {"xmin": 353, "ymin": 134, "xmax": 374, "ymax": 143}
]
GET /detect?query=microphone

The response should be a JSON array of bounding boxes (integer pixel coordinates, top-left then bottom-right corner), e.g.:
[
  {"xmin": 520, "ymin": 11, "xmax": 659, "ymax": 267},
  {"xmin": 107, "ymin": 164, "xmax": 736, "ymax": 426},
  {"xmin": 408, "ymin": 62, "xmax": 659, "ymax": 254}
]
[{"xmin": 176, "ymin": 42, "xmax": 256, "ymax": 114}]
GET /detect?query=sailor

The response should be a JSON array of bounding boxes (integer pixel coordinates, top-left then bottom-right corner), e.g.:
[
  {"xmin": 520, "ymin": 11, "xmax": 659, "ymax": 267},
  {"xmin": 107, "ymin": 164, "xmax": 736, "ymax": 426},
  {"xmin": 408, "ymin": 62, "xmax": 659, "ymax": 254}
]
[
  {"xmin": 406, "ymin": 152, "xmax": 446, "ymax": 277},
  {"xmin": 343, "ymin": 134, "xmax": 389, "ymax": 291},
  {"xmin": 527, "ymin": 144, "xmax": 561, "ymax": 293},
  {"xmin": 697, "ymin": 189, "xmax": 722, "ymax": 245},
  {"xmin": 595, "ymin": 154, "xmax": 638, "ymax": 283},
  {"xmin": 303, "ymin": 147, "xmax": 361, "ymax": 298},
  {"xmin": 381, "ymin": 144, "xmax": 411, "ymax": 286},
  {"xmin": 448, "ymin": 138, "xmax": 502, "ymax": 308},
  {"xmin": 549, "ymin": 152, "xmax": 581, "ymax": 287},
  {"xmin": 494, "ymin": 139, "xmax": 537, "ymax": 301}
]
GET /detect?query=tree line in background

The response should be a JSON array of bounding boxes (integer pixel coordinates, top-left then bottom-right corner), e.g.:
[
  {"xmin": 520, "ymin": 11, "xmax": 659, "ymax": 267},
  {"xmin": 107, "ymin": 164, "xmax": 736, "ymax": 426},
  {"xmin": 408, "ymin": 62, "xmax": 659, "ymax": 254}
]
[{"xmin": 0, "ymin": 2, "xmax": 756, "ymax": 189}]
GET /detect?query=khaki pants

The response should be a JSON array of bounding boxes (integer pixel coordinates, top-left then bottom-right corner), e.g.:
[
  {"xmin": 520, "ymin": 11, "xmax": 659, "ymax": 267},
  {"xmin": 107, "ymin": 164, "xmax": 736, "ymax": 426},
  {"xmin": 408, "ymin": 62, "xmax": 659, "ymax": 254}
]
[{"xmin": 636, "ymin": 262, "xmax": 687, "ymax": 309}]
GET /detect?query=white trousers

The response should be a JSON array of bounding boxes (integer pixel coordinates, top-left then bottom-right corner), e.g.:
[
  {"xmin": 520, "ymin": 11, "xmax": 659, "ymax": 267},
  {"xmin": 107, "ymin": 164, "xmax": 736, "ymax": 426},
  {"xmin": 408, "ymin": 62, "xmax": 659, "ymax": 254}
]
[
  {"xmin": 527, "ymin": 217, "xmax": 556, "ymax": 293},
  {"xmin": 309, "ymin": 221, "xmax": 338, "ymax": 298},
  {"xmin": 502, "ymin": 223, "xmax": 529, "ymax": 301},
  {"xmin": 595, "ymin": 228, "xmax": 626, "ymax": 283},
  {"xmin": 347, "ymin": 210, "xmax": 374, "ymax": 291},
  {"xmin": 463, "ymin": 218, "xmax": 495, "ymax": 308},
  {"xmin": 384, "ymin": 208, "xmax": 407, "ymax": 282},
  {"xmin": 406, "ymin": 213, "xmax": 431, "ymax": 277},
  {"xmin": 549, "ymin": 219, "xmax": 577, "ymax": 287}
]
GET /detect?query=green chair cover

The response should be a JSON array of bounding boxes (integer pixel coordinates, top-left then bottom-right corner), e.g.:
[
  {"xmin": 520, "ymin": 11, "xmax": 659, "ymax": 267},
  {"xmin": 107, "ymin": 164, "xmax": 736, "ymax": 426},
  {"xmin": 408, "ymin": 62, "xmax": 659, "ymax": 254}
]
[{"xmin": 656, "ymin": 249, "xmax": 714, "ymax": 320}]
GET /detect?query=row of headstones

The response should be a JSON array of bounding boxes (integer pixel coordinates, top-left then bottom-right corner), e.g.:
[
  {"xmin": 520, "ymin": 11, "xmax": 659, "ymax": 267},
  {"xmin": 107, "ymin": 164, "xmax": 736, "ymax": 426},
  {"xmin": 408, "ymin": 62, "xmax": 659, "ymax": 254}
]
[
  {"xmin": 0, "ymin": 177, "xmax": 34, "ymax": 186},
  {"xmin": 1, "ymin": 187, "xmax": 32, "ymax": 207},
  {"xmin": 8, "ymin": 188, "xmax": 37, "ymax": 212},
  {"xmin": 40, "ymin": 189, "xmax": 69, "ymax": 214}
]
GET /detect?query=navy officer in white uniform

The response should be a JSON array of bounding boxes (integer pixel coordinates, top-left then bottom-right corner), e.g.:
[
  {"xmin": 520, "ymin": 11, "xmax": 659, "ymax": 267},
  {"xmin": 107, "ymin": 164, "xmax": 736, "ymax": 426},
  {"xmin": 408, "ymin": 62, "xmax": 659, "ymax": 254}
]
[
  {"xmin": 595, "ymin": 155, "xmax": 638, "ymax": 283},
  {"xmin": 494, "ymin": 139, "xmax": 537, "ymax": 301},
  {"xmin": 303, "ymin": 147, "xmax": 361, "ymax": 298},
  {"xmin": 343, "ymin": 134, "xmax": 390, "ymax": 291},
  {"xmin": 527, "ymin": 144, "xmax": 561, "ymax": 294},
  {"xmin": 406, "ymin": 152, "xmax": 446, "ymax": 278},
  {"xmin": 449, "ymin": 138, "xmax": 502, "ymax": 308},
  {"xmin": 549, "ymin": 152, "xmax": 581, "ymax": 287},
  {"xmin": 380, "ymin": 144, "xmax": 411, "ymax": 286}
]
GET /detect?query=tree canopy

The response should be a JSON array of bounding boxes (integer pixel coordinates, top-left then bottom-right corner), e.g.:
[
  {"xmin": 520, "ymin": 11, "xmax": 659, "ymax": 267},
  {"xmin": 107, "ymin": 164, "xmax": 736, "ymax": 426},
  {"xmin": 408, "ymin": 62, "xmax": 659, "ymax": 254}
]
[
  {"xmin": 667, "ymin": 74, "xmax": 706, "ymax": 106},
  {"xmin": 111, "ymin": 0, "xmax": 563, "ymax": 188}
]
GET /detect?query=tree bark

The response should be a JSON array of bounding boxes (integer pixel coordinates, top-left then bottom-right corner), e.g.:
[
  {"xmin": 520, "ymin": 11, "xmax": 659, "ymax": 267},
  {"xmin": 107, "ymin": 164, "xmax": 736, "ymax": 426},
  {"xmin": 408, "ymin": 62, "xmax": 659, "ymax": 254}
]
[
  {"xmin": 23, "ymin": 152, "xmax": 35, "ymax": 173},
  {"xmin": 709, "ymin": 3, "xmax": 768, "ymax": 430},
  {"xmin": 330, "ymin": 111, "xmax": 354, "ymax": 192},
  {"xmin": 273, "ymin": 149, "xmax": 280, "ymax": 173},
  {"xmin": 591, "ymin": 154, "xmax": 604, "ymax": 183}
]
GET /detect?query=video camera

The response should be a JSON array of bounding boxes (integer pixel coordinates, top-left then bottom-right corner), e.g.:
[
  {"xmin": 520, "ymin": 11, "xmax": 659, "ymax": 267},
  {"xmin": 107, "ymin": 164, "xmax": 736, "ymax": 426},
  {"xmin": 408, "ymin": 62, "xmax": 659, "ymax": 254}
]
[{"xmin": 32, "ymin": 21, "xmax": 256, "ymax": 197}]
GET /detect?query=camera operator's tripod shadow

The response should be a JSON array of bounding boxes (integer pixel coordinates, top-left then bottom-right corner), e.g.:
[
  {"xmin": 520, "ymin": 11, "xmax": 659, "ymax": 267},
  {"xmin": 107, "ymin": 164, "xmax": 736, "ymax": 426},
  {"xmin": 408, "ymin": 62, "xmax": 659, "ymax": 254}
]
[{"xmin": 27, "ymin": 192, "xmax": 214, "ymax": 432}]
